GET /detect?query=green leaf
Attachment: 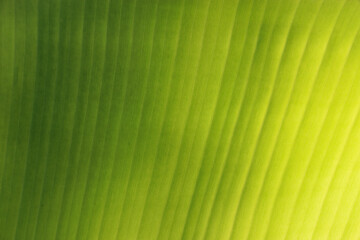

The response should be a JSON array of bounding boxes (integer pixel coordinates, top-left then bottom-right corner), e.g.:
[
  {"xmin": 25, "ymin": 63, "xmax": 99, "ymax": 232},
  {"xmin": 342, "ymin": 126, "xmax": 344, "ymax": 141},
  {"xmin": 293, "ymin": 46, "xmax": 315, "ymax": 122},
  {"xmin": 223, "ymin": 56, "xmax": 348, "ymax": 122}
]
[{"xmin": 2, "ymin": 0, "xmax": 360, "ymax": 239}]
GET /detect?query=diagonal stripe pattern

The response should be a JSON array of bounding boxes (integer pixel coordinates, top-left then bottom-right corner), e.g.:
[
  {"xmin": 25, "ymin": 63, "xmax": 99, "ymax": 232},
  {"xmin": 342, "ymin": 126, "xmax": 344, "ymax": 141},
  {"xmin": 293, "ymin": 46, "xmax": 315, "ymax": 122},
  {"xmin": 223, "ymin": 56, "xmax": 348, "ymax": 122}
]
[{"xmin": 1, "ymin": 0, "xmax": 360, "ymax": 239}]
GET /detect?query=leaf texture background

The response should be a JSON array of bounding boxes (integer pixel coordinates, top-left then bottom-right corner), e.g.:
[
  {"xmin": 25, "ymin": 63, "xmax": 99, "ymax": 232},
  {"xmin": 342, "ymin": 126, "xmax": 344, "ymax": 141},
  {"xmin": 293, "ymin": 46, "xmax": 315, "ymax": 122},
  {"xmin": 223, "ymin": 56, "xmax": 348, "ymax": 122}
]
[{"xmin": 2, "ymin": 0, "xmax": 360, "ymax": 239}]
